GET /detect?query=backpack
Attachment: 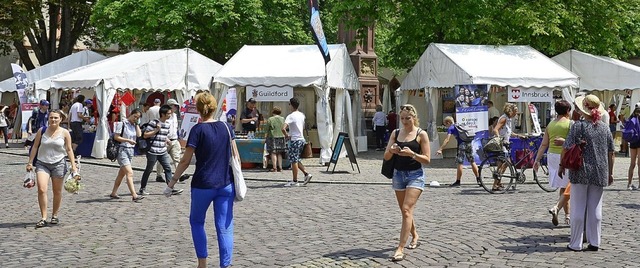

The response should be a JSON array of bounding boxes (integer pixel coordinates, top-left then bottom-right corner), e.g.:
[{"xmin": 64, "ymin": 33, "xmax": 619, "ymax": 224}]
[
  {"xmin": 106, "ymin": 122, "xmax": 125, "ymax": 161},
  {"xmin": 455, "ymin": 124, "xmax": 475, "ymax": 142},
  {"xmin": 136, "ymin": 120, "xmax": 158, "ymax": 154},
  {"xmin": 622, "ymin": 117, "xmax": 640, "ymax": 143}
]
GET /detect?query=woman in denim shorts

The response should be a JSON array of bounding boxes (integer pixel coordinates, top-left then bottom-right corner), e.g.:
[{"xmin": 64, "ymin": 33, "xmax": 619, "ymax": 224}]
[
  {"xmin": 109, "ymin": 109, "xmax": 144, "ymax": 202},
  {"xmin": 383, "ymin": 104, "xmax": 431, "ymax": 262},
  {"xmin": 26, "ymin": 110, "xmax": 78, "ymax": 228}
]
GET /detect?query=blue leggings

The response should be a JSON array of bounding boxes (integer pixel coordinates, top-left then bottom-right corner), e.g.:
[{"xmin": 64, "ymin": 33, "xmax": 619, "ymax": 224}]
[{"xmin": 190, "ymin": 184, "xmax": 235, "ymax": 267}]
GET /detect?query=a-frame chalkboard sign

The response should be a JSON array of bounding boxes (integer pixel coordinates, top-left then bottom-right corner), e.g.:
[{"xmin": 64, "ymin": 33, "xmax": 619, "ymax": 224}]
[{"xmin": 326, "ymin": 132, "xmax": 360, "ymax": 174}]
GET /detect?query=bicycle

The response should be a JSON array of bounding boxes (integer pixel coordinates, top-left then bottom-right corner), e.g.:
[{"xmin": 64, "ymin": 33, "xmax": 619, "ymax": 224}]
[{"xmin": 476, "ymin": 134, "xmax": 557, "ymax": 194}]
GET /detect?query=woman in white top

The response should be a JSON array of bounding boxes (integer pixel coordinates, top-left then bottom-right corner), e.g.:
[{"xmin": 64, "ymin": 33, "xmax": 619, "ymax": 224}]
[
  {"xmin": 491, "ymin": 103, "xmax": 525, "ymax": 191},
  {"xmin": 0, "ymin": 105, "xmax": 8, "ymax": 147},
  {"xmin": 109, "ymin": 109, "xmax": 144, "ymax": 202},
  {"xmin": 26, "ymin": 110, "xmax": 78, "ymax": 228}
]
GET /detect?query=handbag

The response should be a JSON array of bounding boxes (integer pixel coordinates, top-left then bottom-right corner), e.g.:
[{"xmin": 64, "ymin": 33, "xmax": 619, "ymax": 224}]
[
  {"xmin": 223, "ymin": 122, "xmax": 247, "ymax": 202},
  {"xmin": 483, "ymin": 136, "xmax": 503, "ymax": 152},
  {"xmin": 380, "ymin": 129, "xmax": 398, "ymax": 179},
  {"xmin": 106, "ymin": 122, "xmax": 125, "ymax": 162},
  {"xmin": 561, "ymin": 121, "xmax": 585, "ymax": 171},
  {"xmin": 302, "ymin": 142, "xmax": 313, "ymax": 158}
]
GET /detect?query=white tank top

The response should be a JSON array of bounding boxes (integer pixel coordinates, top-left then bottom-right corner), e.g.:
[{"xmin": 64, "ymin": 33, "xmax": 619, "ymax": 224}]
[
  {"xmin": 498, "ymin": 114, "xmax": 512, "ymax": 141},
  {"xmin": 37, "ymin": 131, "xmax": 67, "ymax": 164}
]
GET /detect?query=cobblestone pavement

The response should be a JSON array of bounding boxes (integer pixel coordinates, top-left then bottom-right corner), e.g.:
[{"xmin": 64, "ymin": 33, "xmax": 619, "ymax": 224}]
[{"xmin": 0, "ymin": 143, "xmax": 638, "ymax": 267}]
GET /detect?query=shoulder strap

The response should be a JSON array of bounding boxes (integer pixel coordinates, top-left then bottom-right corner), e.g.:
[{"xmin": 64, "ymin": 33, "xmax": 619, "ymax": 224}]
[
  {"xmin": 221, "ymin": 121, "xmax": 237, "ymax": 159},
  {"xmin": 119, "ymin": 121, "xmax": 125, "ymax": 136}
]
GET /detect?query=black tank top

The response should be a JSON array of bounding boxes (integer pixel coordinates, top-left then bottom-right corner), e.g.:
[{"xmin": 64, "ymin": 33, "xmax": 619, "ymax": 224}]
[{"xmin": 394, "ymin": 129, "xmax": 422, "ymax": 171}]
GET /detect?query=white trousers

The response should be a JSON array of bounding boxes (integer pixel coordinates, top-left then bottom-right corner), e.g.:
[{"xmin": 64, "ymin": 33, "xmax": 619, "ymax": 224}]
[
  {"xmin": 157, "ymin": 140, "xmax": 182, "ymax": 176},
  {"xmin": 569, "ymin": 183, "xmax": 604, "ymax": 249}
]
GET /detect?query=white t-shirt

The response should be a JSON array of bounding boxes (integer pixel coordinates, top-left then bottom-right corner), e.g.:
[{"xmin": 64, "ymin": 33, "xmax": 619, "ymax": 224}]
[
  {"xmin": 147, "ymin": 106, "xmax": 160, "ymax": 122},
  {"xmin": 70, "ymin": 102, "xmax": 84, "ymax": 122},
  {"xmin": 285, "ymin": 111, "xmax": 305, "ymax": 141},
  {"xmin": 166, "ymin": 113, "xmax": 178, "ymax": 139}
]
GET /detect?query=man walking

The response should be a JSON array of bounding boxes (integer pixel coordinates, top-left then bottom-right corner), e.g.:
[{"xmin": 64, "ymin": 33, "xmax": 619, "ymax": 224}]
[
  {"xmin": 436, "ymin": 116, "xmax": 479, "ymax": 187},
  {"xmin": 282, "ymin": 97, "xmax": 312, "ymax": 187},
  {"xmin": 138, "ymin": 105, "xmax": 183, "ymax": 195},
  {"xmin": 69, "ymin": 95, "xmax": 90, "ymax": 154},
  {"xmin": 147, "ymin": 98, "xmax": 161, "ymax": 123},
  {"xmin": 26, "ymin": 99, "xmax": 50, "ymax": 147},
  {"xmin": 156, "ymin": 99, "xmax": 189, "ymax": 183}
]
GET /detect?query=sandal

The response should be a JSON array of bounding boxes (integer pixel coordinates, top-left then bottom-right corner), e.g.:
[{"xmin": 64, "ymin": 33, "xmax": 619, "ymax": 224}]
[
  {"xmin": 35, "ymin": 219, "xmax": 47, "ymax": 228},
  {"xmin": 390, "ymin": 252, "xmax": 405, "ymax": 262},
  {"xmin": 50, "ymin": 216, "xmax": 59, "ymax": 225},
  {"xmin": 132, "ymin": 196, "xmax": 145, "ymax": 202},
  {"xmin": 109, "ymin": 194, "xmax": 121, "ymax": 199},
  {"xmin": 407, "ymin": 241, "xmax": 421, "ymax": 249}
]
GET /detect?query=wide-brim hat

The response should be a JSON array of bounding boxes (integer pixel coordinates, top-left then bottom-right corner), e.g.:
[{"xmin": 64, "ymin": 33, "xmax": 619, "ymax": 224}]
[{"xmin": 575, "ymin": 95, "xmax": 606, "ymax": 117}]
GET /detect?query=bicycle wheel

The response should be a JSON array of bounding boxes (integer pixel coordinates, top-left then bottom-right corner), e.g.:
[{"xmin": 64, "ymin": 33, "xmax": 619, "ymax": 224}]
[
  {"xmin": 534, "ymin": 161, "xmax": 558, "ymax": 192},
  {"xmin": 478, "ymin": 154, "xmax": 515, "ymax": 194}
]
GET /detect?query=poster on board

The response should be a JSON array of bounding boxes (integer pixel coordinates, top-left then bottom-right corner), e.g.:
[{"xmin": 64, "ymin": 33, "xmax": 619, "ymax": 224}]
[
  {"xmin": 454, "ymin": 84, "xmax": 490, "ymax": 165},
  {"xmin": 178, "ymin": 104, "xmax": 201, "ymax": 141}
]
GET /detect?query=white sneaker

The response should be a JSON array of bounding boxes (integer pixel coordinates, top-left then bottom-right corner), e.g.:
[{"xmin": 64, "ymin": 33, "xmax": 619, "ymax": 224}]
[
  {"xmin": 284, "ymin": 181, "xmax": 300, "ymax": 187},
  {"xmin": 303, "ymin": 173, "xmax": 313, "ymax": 185},
  {"xmin": 629, "ymin": 185, "xmax": 638, "ymax": 191}
]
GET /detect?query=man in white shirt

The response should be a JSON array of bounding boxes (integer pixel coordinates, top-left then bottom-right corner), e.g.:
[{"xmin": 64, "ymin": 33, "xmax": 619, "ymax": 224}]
[
  {"xmin": 147, "ymin": 98, "xmax": 161, "ymax": 122},
  {"xmin": 69, "ymin": 95, "xmax": 90, "ymax": 153},
  {"xmin": 140, "ymin": 102, "xmax": 151, "ymax": 124},
  {"xmin": 488, "ymin": 101, "xmax": 501, "ymax": 119},
  {"xmin": 156, "ymin": 99, "xmax": 189, "ymax": 183},
  {"xmin": 282, "ymin": 97, "xmax": 312, "ymax": 187}
]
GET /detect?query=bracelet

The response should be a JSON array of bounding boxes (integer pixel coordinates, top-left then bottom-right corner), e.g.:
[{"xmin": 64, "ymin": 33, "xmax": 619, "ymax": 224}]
[{"xmin": 412, "ymin": 152, "xmax": 417, "ymax": 159}]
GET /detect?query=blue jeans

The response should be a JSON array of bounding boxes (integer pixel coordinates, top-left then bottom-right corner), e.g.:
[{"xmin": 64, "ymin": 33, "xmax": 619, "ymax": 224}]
[
  {"xmin": 140, "ymin": 152, "xmax": 173, "ymax": 190},
  {"xmin": 190, "ymin": 184, "xmax": 235, "ymax": 267}
]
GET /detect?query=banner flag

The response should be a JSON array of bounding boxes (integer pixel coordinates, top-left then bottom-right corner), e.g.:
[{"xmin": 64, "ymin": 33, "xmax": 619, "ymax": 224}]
[
  {"xmin": 11, "ymin": 63, "xmax": 29, "ymax": 104},
  {"xmin": 308, "ymin": 0, "xmax": 331, "ymax": 64}
]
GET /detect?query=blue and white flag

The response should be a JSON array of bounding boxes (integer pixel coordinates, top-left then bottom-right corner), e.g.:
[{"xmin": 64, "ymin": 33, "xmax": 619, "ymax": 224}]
[{"xmin": 308, "ymin": 0, "xmax": 331, "ymax": 64}]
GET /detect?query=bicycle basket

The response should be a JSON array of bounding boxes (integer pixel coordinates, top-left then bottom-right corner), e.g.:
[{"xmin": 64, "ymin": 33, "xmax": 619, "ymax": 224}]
[{"xmin": 482, "ymin": 136, "xmax": 503, "ymax": 152}]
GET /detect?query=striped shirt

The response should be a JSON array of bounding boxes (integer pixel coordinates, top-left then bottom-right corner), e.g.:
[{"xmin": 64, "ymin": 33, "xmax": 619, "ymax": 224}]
[{"xmin": 145, "ymin": 119, "xmax": 169, "ymax": 155}]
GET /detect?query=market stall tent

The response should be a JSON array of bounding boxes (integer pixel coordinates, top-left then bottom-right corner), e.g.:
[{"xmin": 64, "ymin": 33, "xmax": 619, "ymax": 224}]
[
  {"xmin": 0, "ymin": 50, "xmax": 107, "ymax": 101},
  {"xmin": 552, "ymin": 49, "xmax": 640, "ymax": 115},
  {"xmin": 45, "ymin": 48, "xmax": 223, "ymax": 158},
  {"xmin": 400, "ymin": 43, "xmax": 579, "ymax": 158},
  {"xmin": 213, "ymin": 44, "xmax": 360, "ymax": 163}
]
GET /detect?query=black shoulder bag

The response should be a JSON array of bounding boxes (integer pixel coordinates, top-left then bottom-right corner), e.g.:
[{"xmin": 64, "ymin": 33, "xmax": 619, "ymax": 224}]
[{"xmin": 381, "ymin": 129, "xmax": 399, "ymax": 179}]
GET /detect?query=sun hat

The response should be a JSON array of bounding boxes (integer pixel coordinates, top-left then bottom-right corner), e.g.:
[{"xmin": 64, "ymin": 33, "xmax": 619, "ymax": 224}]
[
  {"xmin": 167, "ymin": 99, "xmax": 179, "ymax": 106},
  {"xmin": 574, "ymin": 95, "xmax": 606, "ymax": 118}
]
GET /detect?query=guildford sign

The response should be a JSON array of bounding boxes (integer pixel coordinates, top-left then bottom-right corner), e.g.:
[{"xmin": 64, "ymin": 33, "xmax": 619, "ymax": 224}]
[{"xmin": 508, "ymin": 87, "xmax": 553, "ymax": 102}]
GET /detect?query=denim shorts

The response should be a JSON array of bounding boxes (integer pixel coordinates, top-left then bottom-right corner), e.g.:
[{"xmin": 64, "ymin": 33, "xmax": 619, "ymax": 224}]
[
  {"xmin": 392, "ymin": 168, "xmax": 425, "ymax": 191},
  {"xmin": 35, "ymin": 159, "xmax": 67, "ymax": 178},
  {"xmin": 117, "ymin": 146, "xmax": 135, "ymax": 167}
]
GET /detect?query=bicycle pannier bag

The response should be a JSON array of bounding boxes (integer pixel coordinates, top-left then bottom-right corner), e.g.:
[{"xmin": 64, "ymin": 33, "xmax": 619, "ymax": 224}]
[{"xmin": 483, "ymin": 136, "xmax": 503, "ymax": 152}]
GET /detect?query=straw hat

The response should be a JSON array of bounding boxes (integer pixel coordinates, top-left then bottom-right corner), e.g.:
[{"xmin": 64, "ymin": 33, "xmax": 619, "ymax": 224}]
[{"xmin": 574, "ymin": 95, "xmax": 606, "ymax": 117}]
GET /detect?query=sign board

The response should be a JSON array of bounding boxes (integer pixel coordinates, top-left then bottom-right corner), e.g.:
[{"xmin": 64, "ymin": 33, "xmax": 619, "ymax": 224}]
[
  {"xmin": 454, "ymin": 84, "xmax": 489, "ymax": 134},
  {"xmin": 327, "ymin": 132, "xmax": 360, "ymax": 173},
  {"xmin": 20, "ymin": 103, "xmax": 39, "ymax": 132},
  {"xmin": 508, "ymin": 87, "xmax": 553, "ymax": 102},
  {"xmin": 220, "ymin": 87, "xmax": 238, "ymax": 122},
  {"xmin": 528, "ymin": 104, "xmax": 542, "ymax": 135},
  {"xmin": 178, "ymin": 104, "xmax": 201, "ymax": 140},
  {"xmin": 246, "ymin": 86, "xmax": 294, "ymax": 102}
]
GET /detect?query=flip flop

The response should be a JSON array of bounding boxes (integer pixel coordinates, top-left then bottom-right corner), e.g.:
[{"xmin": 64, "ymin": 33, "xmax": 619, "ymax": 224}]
[
  {"xmin": 407, "ymin": 241, "xmax": 421, "ymax": 249},
  {"xmin": 390, "ymin": 253, "xmax": 405, "ymax": 262}
]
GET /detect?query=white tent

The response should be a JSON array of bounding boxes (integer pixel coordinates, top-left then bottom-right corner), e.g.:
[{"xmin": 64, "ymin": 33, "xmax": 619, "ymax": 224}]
[
  {"xmin": 213, "ymin": 44, "xmax": 360, "ymax": 163},
  {"xmin": 47, "ymin": 48, "xmax": 223, "ymax": 158},
  {"xmin": 0, "ymin": 50, "xmax": 107, "ymax": 102},
  {"xmin": 552, "ymin": 49, "xmax": 640, "ymax": 115},
  {"xmin": 400, "ymin": 43, "xmax": 579, "ymax": 157}
]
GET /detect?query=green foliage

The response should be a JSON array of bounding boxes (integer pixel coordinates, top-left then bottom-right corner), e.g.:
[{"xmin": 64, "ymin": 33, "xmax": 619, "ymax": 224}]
[{"xmin": 90, "ymin": 0, "xmax": 337, "ymax": 63}]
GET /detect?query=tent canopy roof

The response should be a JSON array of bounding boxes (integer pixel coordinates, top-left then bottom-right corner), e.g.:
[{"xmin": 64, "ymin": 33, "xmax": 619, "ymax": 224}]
[
  {"xmin": 47, "ymin": 48, "xmax": 222, "ymax": 91},
  {"xmin": 213, "ymin": 44, "xmax": 360, "ymax": 91},
  {"xmin": 0, "ymin": 50, "xmax": 106, "ymax": 92},
  {"xmin": 552, "ymin": 49, "xmax": 640, "ymax": 91},
  {"xmin": 401, "ymin": 43, "xmax": 579, "ymax": 90}
]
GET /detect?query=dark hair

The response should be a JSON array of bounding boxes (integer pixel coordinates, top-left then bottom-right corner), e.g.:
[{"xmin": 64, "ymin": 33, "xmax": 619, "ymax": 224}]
[
  {"xmin": 489, "ymin": 116, "xmax": 500, "ymax": 126},
  {"xmin": 159, "ymin": 105, "xmax": 172, "ymax": 116},
  {"xmin": 609, "ymin": 104, "xmax": 616, "ymax": 109},
  {"xmin": 487, "ymin": 100, "xmax": 494, "ymax": 106},
  {"xmin": 75, "ymin": 95, "xmax": 85, "ymax": 103},
  {"xmin": 142, "ymin": 103, "xmax": 150, "ymax": 107},
  {"xmin": 632, "ymin": 108, "xmax": 640, "ymax": 119},
  {"xmin": 289, "ymin": 97, "xmax": 300, "ymax": 109},
  {"xmin": 130, "ymin": 108, "xmax": 142, "ymax": 116},
  {"xmin": 554, "ymin": 100, "xmax": 571, "ymax": 116}
]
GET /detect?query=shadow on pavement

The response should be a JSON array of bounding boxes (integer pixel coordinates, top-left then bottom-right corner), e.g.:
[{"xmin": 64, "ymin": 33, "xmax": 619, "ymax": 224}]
[
  {"xmin": 323, "ymin": 247, "xmax": 394, "ymax": 260},
  {"xmin": 247, "ymin": 183, "xmax": 289, "ymax": 189},
  {"xmin": 618, "ymin": 203, "xmax": 640, "ymax": 209},
  {"xmin": 76, "ymin": 197, "xmax": 122, "ymax": 204},
  {"xmin": 456, "ymin": 188, "xmax": 491, "ymax": 195},
  {"xmin": 494, "ymin": 220, "xmax": 568, "ymax": 229},
  {"xmin": 0, "ymin": 222, "xmax": 37, "ymax": 229},
  {"xmin": 497, "ymin": 234, "xmax": 569, "ymax": 253}
]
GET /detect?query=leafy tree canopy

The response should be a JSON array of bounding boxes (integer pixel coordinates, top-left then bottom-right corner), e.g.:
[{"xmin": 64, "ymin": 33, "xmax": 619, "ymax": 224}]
[
  {"xmin": 0, "ymin": 0, "xmax": 94, "ymax": 70},
  {"xmin": 90, "ymin": 0, "xmax": 338, "ymax": 64}
]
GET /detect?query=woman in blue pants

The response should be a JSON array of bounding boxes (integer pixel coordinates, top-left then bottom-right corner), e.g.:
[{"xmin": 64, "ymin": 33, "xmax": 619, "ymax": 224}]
[{"xmin": 167, "ymin": 92, "xmax": 236, "ymax": 268}]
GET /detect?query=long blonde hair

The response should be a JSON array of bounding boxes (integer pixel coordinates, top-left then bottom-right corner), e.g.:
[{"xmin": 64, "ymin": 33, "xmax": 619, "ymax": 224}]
[
  {"xmin": 194, "ymin": 92, "xmax": 217, "ymax": 119},
  {"xmin": 400, "ymin": 104, "xmax": 420, "ymax": 127}
]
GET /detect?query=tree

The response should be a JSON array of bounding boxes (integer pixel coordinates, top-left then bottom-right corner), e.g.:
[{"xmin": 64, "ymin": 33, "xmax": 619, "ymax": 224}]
[
  {"xmin": 0, "ymin": 0, "xmax": 94, "ymax": 70},
  {"xmin": 90, "ymin": 0, "xmax": 338, "ymax": 64},
  {"xmin": 330, "ymin": 0, "xmax": 640, "ymax": 71}
]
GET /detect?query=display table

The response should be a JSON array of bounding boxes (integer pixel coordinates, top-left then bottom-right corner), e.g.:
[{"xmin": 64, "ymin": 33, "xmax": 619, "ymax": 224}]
[
  {"xmin": 235, "ymin": 138, "xmax": 290, "ymax": 168},
  {"xmin": 76, "ymin": 132, "xmax": 96, "ymax": 157}
]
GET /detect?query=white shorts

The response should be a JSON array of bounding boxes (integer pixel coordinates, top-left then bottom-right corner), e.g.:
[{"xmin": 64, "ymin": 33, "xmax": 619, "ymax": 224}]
[{"xmin": 547, "ymin": 153, "xmax": 569, "ymax": 188}]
